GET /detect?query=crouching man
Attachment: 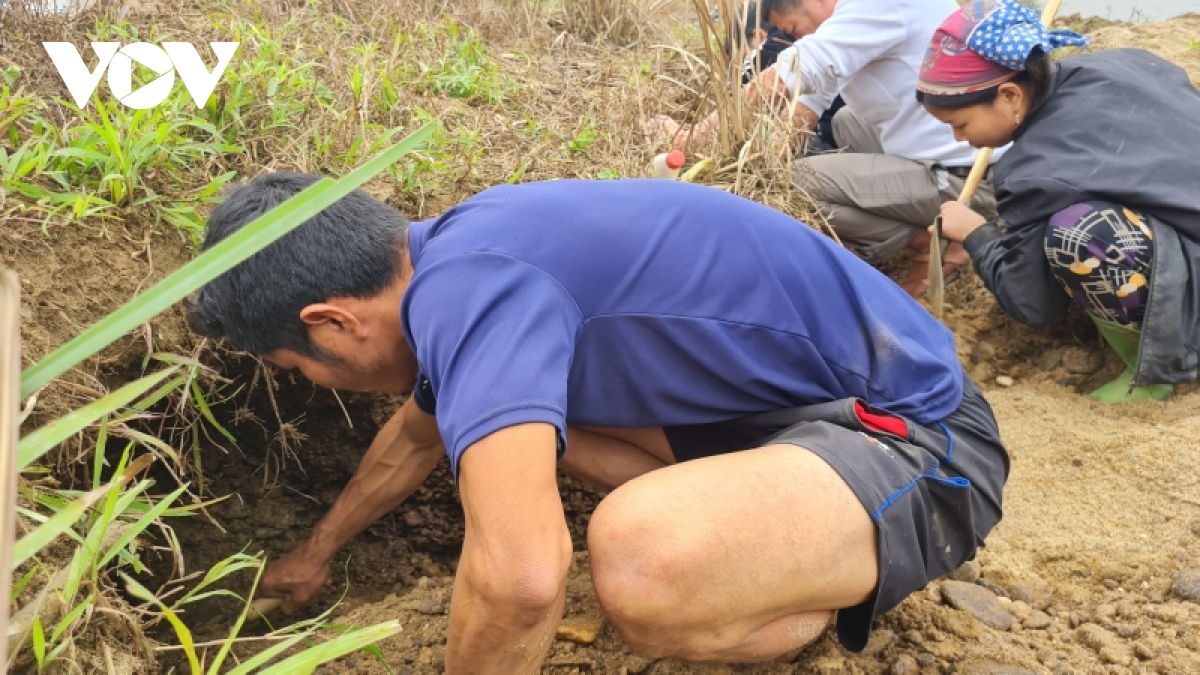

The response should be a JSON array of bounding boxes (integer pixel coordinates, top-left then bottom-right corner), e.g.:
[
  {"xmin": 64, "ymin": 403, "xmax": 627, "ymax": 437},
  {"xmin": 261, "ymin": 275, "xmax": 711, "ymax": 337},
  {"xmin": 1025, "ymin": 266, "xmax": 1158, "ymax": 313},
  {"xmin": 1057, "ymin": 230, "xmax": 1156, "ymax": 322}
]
[{"xmin": 186, "ymin": 174, "xmax": 1009, "ymax": 671}]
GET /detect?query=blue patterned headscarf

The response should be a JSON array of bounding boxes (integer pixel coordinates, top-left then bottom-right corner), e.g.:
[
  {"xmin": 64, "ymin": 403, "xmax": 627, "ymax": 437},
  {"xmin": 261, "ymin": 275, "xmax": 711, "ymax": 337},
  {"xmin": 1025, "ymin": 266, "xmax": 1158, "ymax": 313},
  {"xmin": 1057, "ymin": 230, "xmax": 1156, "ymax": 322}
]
[
  {"xmin": 963, "ymin": 0, "xmax": 1090, "ymax": 71},
  {"xmin": 918, "ymin": 0, "xmax": 1090, "ymax": 96}
]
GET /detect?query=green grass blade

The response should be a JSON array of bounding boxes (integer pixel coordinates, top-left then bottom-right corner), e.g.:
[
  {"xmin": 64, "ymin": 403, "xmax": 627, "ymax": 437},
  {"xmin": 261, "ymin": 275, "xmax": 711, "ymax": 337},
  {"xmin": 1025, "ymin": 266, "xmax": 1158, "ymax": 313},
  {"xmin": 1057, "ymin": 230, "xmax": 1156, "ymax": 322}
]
[
  {"xmin": 121, "ymin": 573, "xmax": 202, "ymax": 675},
  {"xmin": 191, "ymin": 379, "xmax": 236, "ymax": 445},
  {"xmin": 12, "ymin": 482, "xmax": 116, "ymax": 567},
  {"xmin": 206, "ymin": 554, "xmax": 268, "ymax": 674},
  {"xmin": 51, "ymin": 595, "xmax": 93, "ymax": 643},
  {"xmin": 20, "ymin": 121, "xmax": 435, "ymax": 398},
  {"xmin": 17, "ymin": 370, "xmax": 175, "ymax": 470},
  {"xmin": 99, "ymin": 483, "xmax": 189, "ymax": 567},
  {"xmin": 256, "ymin": 621, "xmax": 401, "ymax": 674},
  {"xmin": 113, "ymin": 428, "xmax": 181, "ymax": 464},
  {"xmin": 92, "ymin": 416, "xmax": 109, "ymax": 489},
  {"xmin": 31, "ymin": 616, "xmax": 46, "ymax": 667},
  {"xmin": 223, "ymin": 633, "xmax": 311, "ymax": 675}
]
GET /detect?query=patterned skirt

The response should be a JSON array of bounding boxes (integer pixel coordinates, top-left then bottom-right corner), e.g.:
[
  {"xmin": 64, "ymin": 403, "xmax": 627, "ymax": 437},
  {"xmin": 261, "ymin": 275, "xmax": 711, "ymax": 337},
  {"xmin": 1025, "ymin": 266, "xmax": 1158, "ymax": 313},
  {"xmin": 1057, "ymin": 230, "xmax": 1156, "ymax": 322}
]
[{"xmin": 1043, "ymin": 201, "xmax": 1155, "ymax": 327}]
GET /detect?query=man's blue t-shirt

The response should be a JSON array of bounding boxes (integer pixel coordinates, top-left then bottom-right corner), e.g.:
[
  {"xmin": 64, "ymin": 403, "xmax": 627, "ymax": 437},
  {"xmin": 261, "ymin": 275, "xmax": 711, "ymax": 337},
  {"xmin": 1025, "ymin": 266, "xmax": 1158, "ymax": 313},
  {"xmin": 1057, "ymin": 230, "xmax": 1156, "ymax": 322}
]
[{"xmin": 401, "ymin": 180, "xmax": 962, "ymax": 476}]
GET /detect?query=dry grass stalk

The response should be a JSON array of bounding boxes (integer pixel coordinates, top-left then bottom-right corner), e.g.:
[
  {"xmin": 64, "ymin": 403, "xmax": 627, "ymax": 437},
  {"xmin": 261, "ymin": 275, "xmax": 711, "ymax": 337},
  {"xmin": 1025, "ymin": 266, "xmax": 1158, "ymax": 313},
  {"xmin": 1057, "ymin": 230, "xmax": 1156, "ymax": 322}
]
[
  {"xmin": 667, "ymin": 0, "xmax": 836, "ymax": 239},
  {"xmin": 565, "ymin": 0, "xmax": 643, "ymax": 45},
  {"xmin": 0, "ymin": 269, "xmax": 20, "ymax": 670}
]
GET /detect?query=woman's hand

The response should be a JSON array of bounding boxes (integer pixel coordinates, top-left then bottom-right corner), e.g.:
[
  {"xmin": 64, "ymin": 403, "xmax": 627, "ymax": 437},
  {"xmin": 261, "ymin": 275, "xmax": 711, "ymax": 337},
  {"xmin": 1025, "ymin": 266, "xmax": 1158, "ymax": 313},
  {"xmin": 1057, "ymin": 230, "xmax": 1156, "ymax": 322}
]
[{"xmin": 935, "ymin": 201, "xmax": 988, "ymax": 243}]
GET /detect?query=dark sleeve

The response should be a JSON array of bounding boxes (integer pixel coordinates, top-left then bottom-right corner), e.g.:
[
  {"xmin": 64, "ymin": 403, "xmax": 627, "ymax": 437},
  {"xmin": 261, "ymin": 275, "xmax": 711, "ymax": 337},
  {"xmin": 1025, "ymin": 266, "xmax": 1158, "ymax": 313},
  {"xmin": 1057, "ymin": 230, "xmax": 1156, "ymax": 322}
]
[
  {"xmin": 412, "ymin": 372, "xmax": 436, "ymax": 415},
  {"xmin": 756, "ymin": 34, "xmax": 793, "ymax": 70},
  {"xmin": 963, "ymin": 220, "xmax": 1071, "ymax": 328}
]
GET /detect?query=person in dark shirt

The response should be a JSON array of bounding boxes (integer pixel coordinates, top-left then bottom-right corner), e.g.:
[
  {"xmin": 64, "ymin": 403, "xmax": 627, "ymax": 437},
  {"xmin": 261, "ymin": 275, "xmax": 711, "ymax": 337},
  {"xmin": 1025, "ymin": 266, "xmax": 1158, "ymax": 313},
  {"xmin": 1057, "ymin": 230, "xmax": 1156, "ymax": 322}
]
[
  {"xmin": 917, "ymin": 0, "xmax": 1200, "ymax": 402},
  {"xmin": 187, "ymin": 175, "xmax": 1008, "ymax": 669}
]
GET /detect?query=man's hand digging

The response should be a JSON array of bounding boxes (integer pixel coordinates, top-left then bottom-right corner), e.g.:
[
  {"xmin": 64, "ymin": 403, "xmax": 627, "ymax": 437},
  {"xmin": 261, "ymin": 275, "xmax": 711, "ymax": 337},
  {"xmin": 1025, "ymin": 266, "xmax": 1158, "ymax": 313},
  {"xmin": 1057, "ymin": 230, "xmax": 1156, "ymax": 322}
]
[{"xmin": 258, "ymin": 541, "xmax": 332, "ymax": 613}]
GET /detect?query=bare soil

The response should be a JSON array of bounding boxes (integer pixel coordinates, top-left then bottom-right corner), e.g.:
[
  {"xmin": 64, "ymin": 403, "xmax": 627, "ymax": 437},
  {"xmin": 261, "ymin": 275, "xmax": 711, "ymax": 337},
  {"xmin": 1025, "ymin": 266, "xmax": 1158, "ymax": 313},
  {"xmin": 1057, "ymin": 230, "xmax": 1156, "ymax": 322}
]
[{"xmin": 7, "ymin": 6, "xmax": 1200, "ymax": 674}]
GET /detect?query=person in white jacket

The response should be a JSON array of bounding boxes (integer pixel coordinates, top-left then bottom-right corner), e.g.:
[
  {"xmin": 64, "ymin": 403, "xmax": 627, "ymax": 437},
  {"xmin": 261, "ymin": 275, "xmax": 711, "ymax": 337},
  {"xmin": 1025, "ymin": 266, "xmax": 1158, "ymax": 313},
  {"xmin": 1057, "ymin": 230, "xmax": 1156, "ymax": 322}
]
[{"xmin": 659, "ymin": 0, "xmax": 1005, "ymax": 297}]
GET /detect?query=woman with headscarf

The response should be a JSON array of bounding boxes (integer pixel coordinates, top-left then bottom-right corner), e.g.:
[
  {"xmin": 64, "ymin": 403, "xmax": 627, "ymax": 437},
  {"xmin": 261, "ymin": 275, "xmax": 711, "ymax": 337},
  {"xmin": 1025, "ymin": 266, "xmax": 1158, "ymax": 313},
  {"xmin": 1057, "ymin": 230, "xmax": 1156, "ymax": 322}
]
[{"xmin": 916, "ymin": 0, "xmax": 1200, "ymax": 403}]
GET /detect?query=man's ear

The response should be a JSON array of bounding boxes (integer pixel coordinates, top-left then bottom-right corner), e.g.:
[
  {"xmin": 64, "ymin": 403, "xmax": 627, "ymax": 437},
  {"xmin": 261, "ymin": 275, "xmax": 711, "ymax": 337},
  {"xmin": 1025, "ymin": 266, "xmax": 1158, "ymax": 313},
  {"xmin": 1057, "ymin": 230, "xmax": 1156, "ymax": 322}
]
[{"xmin": 299, "ymin": 303, "xmax": 364, "ymax": 336}]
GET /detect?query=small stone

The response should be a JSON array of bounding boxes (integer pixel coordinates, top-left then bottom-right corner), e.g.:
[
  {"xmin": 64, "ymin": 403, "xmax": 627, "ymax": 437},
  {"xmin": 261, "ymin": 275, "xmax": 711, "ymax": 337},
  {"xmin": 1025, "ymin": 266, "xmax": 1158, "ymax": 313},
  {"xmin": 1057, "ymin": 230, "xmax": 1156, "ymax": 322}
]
[
  {"xmin": 1063, "ymin": 347, "xmax": 1105, "ymax": 374},
  {"xmin": 949, "ymin": 561, "xmax": 982, "ymax": 584},
  {"xmin": 403, "ymin": 510, "xmax": 423, "ymax": 527},
  {"xmin": 903, "ymin": 629, "xmax": 925, "ymax": 645},
  {"xmin": 1009, "ymin": 584, "xmax": 1035, "ymax": 605},
  {"xmin": 416, "ymin": 598, "xmax": 444, "ymax": 615},
  {"xmin": 1023, "ymin": 610, "xmax": 1053, "ymax": 630},
  {"xmin": 923, "ymin": 639, "xmax": 965, "ymax": 661},
  {"xmin": 861, "ymin": 629, "xmax": 895, "ymax": 657},
  {"xmin": 973, "ymin": 362, "xmax": 998, "ymax": 384},
  {"xmin": 942, "ymin": 580, "xmax": 1015, "ymax": 631},
  {"xmin": 938, "ymin": 610, "xmax": 981, "ymax": 639},
  {"xmin": 555, "ymin": 618, "xmax": 603, "ymax": 645},
  {"xmin": 1115, "ymin": 623, "xmax": 1143, "ymax": 639},
  {"xmin": 977, "ymin": 578, "xmax": 1010, "ymax": 598},
  {"xmin": 1099, "ymin": 644, "xmax": 1132, "ymax": 666},
  {"xmin": 1191, "ymin": 518, "xmax": 1200, "ymax": 537},
  {"xmin": 1008, "ymin": 600, "xmax": 1032, "ymax": 620},
  {"xmin": 1171, "ymin": 569, "xmax": 1200, "ymax": 601},
  {"xmin": 1095, "ymin": 604, "xmax": 1117, "ymax": 619},
  {"xmin": 1076, "ymin": 623, "xmax": 1131, "ymax": 665},
  {"xmin": 1037, "ymin": 350, "xmax": 1062, "ymax": 371},
  {"xmin": 621, "ymin": 655, "xmax": 653, "ymax": 674},
  {"xmin": 971, "ymin": 342, "xmax": 997, "ymax": 364},
  {"xmin": 1103, "ymin": 579, "xmax": 1120, "ymax": 590},
  {"xmin": 891, "ymin": 654, "xmax": 920, "ymax": 675},
  {"xmin": 1133, "ymin": 643, "xmax": 1154, "ymax": 660},
  {"xmin": 917, "ymin": 653, "xmax": 937, "ymax": 667},
  {"xmin": 995, "ymin": 375, "xmax": 1014, "ymax": 387}
]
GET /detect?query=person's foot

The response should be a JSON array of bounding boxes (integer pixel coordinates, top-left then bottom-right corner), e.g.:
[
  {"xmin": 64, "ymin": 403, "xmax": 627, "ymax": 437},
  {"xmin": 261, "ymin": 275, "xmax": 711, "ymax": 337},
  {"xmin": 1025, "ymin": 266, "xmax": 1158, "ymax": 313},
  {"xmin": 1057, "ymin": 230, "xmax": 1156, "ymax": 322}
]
[
  {"xmin": 1089, "ymin": 367, "xmax": 1174, "ymax": 403},
  {"xmin": 900, "ymin": 230, "xmax": 970, "ymax": 299},
  {"xmin": 1087, "ymin": 316, "xmax": 1174, "ymax": 403}
]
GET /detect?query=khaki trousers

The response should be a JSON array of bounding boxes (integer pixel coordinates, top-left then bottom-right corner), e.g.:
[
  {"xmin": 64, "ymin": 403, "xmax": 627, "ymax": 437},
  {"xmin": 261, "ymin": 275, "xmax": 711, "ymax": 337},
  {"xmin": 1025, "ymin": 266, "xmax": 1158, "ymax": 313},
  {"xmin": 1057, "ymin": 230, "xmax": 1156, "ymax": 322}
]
[{"xmin": 792, "ymin": 108, "xmax": 999, "ymax": 261}]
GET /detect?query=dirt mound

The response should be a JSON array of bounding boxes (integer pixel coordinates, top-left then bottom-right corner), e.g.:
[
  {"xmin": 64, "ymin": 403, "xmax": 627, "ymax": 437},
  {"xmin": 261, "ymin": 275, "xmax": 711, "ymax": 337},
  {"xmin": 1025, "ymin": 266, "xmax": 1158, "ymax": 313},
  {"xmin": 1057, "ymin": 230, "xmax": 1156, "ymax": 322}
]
[{"xmin": 1086, "ymin": 15, "xmax": 1200, "ymax": 86}]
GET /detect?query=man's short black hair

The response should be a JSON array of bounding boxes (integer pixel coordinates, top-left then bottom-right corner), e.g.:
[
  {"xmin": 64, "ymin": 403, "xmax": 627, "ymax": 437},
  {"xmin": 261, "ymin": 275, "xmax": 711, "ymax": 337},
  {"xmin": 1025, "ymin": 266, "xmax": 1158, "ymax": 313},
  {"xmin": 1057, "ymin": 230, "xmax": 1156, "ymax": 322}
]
[
  {"xmin": 721, "ymin": 2, "xmax": 777, "ymax": 56},
  {"xmin": 186, "ymin": 171, "xmax": 410, "ymax": 358},
  {"xmin": 760, "ymin": 0, "xmax": 803, "ymax": 19}
]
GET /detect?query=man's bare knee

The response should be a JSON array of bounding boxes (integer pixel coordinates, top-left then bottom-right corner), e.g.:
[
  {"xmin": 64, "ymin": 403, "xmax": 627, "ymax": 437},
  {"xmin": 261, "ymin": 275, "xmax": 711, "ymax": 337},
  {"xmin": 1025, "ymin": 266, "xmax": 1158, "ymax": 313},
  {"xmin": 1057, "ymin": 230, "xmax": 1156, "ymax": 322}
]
[{"xmin": 588, "ymin": 487, "xmax": 703, "ymax": 656}]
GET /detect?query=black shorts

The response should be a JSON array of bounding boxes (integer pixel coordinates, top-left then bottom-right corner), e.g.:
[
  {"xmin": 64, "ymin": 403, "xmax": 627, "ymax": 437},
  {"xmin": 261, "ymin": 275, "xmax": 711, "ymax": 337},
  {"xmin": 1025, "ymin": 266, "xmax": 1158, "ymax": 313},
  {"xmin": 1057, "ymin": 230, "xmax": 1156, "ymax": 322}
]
[{"xmin": 663, "ymin": 375, "xmax": 1009, "ymax": 652}]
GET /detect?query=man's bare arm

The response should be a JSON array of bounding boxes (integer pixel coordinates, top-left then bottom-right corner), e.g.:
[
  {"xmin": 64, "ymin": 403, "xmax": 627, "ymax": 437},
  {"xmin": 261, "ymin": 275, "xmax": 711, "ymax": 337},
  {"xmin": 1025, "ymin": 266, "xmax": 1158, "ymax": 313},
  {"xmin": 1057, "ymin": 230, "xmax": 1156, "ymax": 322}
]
[
  {"xmin": 674, "ymin": 67, "xmax": 820, "ymax": 149},
  {"xmin": 258, "ymin": 395, "xmax": 445, "ymax": 608},
  {"xmin": 748, "ymin": 66, "xmax": 821, "ymax": 130},
  {"xmin": 446, "ymin": 423, "xmax": 573, "ymax": 674}
]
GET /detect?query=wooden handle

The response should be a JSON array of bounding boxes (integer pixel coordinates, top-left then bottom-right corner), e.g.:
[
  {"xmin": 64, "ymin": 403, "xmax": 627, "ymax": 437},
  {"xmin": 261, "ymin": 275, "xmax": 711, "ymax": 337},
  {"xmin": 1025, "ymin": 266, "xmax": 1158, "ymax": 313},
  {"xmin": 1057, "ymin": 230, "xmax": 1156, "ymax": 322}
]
[
  {"xmin": 248, "ymin": 597, "xmax": 283, "ymax": 621},
  {"xmin": 956, "ymin": 0, "xmax": 1063, "ymax": 206},
  {"xmin": 1041, "ymin": 0, "xmax": 1064, "ymax": 25},
  {"xmin": 955, "ymin": 148, "xmax": 994, "ymax": 205}
]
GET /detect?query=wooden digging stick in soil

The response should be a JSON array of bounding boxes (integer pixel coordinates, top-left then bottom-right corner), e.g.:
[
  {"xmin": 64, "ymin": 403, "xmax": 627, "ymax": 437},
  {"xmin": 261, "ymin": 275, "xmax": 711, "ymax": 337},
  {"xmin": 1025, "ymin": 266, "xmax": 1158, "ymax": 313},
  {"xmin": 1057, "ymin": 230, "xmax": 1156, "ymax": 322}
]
[
  {"xmin": 249, "ymin": 597, "xmax": 283, "ymax": 622},
  {"xmin": 0, "ymin": 269, "xmax": 21, "ymax": 669},
  {"xmin": 928, "ymin": 0, "xmax": 1065, "ymax": 318}
]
